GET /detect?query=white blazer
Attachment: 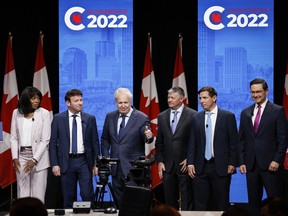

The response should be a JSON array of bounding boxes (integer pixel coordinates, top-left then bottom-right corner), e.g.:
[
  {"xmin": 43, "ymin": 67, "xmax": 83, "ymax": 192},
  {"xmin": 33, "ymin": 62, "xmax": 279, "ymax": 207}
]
[{"xmin": 10, "ymin": 107, "xmax": 51, "ymax": 171}]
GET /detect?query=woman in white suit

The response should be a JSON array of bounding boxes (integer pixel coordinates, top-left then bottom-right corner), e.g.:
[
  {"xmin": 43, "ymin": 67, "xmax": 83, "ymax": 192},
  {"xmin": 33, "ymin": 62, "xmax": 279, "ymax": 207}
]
[{"xmin": 10, "ymin": 86, "xmax": 51, "ymax": 203}]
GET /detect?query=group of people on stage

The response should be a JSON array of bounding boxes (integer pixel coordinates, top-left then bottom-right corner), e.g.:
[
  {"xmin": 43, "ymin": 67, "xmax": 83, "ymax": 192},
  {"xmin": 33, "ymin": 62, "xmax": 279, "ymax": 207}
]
[{"xmin": 10, "ymin": 78, "xmax": 288, "ymax": 216}]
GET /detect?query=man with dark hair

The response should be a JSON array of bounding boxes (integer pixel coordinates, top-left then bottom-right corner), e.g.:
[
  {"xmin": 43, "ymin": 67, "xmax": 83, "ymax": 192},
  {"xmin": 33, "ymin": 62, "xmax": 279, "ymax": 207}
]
[
  {"xmin": 238, "ymin": 78, "xmax": 287, "ymax": 215},
  {"xmin": 49, "ymin": 89, "xmax": 100, "ymax": 208},
  {"xmin": 187, "ymin": 86, "xmax": 238, "ymax": 211}
]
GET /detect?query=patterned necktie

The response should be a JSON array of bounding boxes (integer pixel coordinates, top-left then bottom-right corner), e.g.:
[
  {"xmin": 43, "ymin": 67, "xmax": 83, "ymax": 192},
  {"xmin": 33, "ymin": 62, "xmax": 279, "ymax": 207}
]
[
  {"xmin": 205, "ymin": 112, "xmax": 212, "ymax": 160},
  {"xmin": 171, "ymin": 111, "xmax": 178, "ymax": 134},
  {"xmin": 253, "ymin": 105, "xmax": 261, "ymax": 134},
  {"xmin": 118, "ymin": 115, "xmax": 126, "ymax": 139},
  {"xmin": 72, "ymin": 115, "xmax": 77, "ymax": 154}
]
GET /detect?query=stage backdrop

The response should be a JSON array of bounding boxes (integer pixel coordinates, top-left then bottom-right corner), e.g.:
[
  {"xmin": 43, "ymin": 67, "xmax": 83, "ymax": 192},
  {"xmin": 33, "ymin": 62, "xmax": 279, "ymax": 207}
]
[
  {"xmin": 198, "ymin": 0, "xmax": 274, "ymax": 203},
  {"xmin": 59, "ymin": 0, "xmax": 133, "ymax": 201}
]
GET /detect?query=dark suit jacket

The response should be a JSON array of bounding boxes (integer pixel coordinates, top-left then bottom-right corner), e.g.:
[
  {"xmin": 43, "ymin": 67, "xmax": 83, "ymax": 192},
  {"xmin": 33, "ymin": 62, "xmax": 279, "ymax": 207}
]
[
  {"xmin": 187, "ymin": 108, "xmax": 238, "ymax": 176},
  {"xmin": 156, "ymin": 106, "xmax": 197, "ymax": 173},
  {"xmin": 49, "ymin": 110, "xmax": 100, "ymax": 173},
  {"xmin": 238, "ymin": 101, "xmax": 287, "ymax": 170},
  {"xmin": 101, "ymin": 108, "xmax": 152, "ymax": 177}
]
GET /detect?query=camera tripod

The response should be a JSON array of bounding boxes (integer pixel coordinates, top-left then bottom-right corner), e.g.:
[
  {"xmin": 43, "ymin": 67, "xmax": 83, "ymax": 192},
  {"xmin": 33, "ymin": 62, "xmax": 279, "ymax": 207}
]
[{"xmin": 92, "ymin": 176, "xmax": 118, "ymax": 212}]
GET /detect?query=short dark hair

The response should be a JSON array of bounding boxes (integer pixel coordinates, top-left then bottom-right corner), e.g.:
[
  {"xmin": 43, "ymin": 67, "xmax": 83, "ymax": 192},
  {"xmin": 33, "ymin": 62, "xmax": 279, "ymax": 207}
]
[
  {"xmin": 261, "ymin": 196, "xmax": 287, "ymax": 215},
  {"xmin": 250, "ymin": 78, "xmax": 268, "ymax": 90},
  {"xmin": 64, "ymin": 89, "xmax": 83, "ymax": 102},
  {"xmin": 198, "ymin": 86, "xmax": 217, "ymax": 98},
  {"xmin": 10, "ymin": 197, "xmax": 48, "ymax": 216},
  {"xmin": 168, "ymin": 86, "xmax": 185, "ymax": 98},
  {"xmin": 18, "ymin": 86, "xmax": 42, "ymax": 114}
]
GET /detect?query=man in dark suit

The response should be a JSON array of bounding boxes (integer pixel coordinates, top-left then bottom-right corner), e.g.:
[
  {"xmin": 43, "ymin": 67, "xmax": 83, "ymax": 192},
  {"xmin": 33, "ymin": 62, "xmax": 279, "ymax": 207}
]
[
  {"xmin": 101, "ymin": 87, "xmax": 154, "ymax": 208},
  {"xmin": 155, "ymin": 86, "xmax": 197, "ymax": 210},
  {"xmin": 49, "ymin": 89, "xmax": 100, "ymax": 208},
  {"xmin": 187, "ymin": 86, "xmax": 238, "ymax": 211},
  {"xmin": 238, "ymin": 78, "xmax": 287, "ymax": 215}
]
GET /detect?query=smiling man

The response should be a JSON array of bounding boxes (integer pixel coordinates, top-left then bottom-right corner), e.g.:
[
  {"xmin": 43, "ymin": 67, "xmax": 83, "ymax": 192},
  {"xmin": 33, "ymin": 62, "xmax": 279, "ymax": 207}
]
[
  {"xmin": 49, "ymin": 89, "xmax": 100, "ymax": 208},
  {"xmin": 238, "ymin": 78, "xmax": 288, "ymax": 216}
]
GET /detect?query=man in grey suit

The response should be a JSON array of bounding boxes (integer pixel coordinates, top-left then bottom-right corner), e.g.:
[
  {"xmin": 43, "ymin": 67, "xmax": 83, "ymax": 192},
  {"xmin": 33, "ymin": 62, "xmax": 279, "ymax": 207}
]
[
  {"xmin": 187, "ymin": 86, "xmax": 238, "ymax": 211},
  {"xmin": 101, "ymin": 87, "xmax": 154, "ymax": 208},
  {"xmin": 156, "ymin": 86, "xmax": 197, "ymax": 210},
  {"xmin": 49, "ymin": 89, "xmax": 100, "ymax": 208},
  {"xmin": 238, "ymin": 78, "xmax": 288, "ymax": 215}
]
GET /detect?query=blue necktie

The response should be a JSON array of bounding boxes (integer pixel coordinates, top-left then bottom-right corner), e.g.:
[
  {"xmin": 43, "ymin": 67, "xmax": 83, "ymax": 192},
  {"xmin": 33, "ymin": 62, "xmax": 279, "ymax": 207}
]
[
  {"xmin": 72, "ymin": 115, "xmax": 78, "ymax": 154},
  {"xmin": 118, "ymin": 115, "xmax": 126, "ymax": 139},
  {"xmin": 205, "ymin": 112, "xmax": 212, "ymax": 160},
  {"xmin": 171, "ymin": 111, "xmax": 178, "ymax": 134}
]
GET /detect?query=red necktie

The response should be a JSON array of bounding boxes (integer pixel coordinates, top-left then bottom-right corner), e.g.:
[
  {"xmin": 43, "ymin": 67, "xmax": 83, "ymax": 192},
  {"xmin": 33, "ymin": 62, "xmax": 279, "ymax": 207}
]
[{"xmin": 253, "ymin": 105, "xmax": 261, "ymax": 134}]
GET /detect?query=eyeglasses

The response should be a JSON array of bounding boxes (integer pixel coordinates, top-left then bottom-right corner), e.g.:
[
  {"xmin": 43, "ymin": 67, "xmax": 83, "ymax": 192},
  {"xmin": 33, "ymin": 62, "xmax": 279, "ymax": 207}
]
[{"xmin": 250, "ymin": 90, "xmax": 264, "ymax": 94}]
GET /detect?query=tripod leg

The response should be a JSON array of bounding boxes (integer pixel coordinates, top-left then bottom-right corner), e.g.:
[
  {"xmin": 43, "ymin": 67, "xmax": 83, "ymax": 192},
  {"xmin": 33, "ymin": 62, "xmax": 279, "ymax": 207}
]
[{"xmin": 107, "ymin": 182, "xmax": 119, "ymax": 209}]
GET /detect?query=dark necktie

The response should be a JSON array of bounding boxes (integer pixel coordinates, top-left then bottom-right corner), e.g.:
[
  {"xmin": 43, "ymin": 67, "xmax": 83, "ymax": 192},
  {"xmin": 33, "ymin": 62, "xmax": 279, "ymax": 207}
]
[
  {"xmin": 205, "ymin": 112, "xmax": 212, "ymax": 160},
  {"xmin": 72, "ymin": 115, "xmax": 78, "ymax": 154},
  {"xmin": 253, "ymin": 105, "xmax": 261, "ymax": 134},
  {"xmin": 118, "ymin": 115, "xmax": 126, "ymax": 139},
  {"xmin": 171, "ymin": 111, "xmax": 178, "ymax": 134}
]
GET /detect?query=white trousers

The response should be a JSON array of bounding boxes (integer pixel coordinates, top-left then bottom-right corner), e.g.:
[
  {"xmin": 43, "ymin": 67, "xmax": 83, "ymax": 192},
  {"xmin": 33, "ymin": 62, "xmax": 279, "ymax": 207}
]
[{"xmin": 16, "ymin": 149, "xmax": 48, "ymax": 203}]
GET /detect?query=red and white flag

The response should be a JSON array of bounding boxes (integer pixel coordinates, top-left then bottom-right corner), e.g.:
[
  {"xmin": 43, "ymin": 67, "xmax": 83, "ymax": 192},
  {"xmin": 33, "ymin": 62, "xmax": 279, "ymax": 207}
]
[
  {"xmin": 283, "ymin": 61, "xmax": 288, "ymax": 169},
  {"xmin": 172, "ymin": 35, "xmax": 189, "ymax": 106},
  {"xmin": 140, "ymin": 35, "xmax": 162, "ymax": 188},
  {"xmin": 0, "ymin": 34, "xmax": 18, "ymax": 188},
  {"xmin": 33, "ymin": 32, "xmax": 53, "ymax": 121}
]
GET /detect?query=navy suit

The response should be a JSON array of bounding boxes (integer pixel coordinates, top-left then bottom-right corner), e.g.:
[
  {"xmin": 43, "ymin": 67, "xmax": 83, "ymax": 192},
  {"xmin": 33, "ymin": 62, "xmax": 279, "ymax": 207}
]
[
  {"xmin": 238, "ymin": 101, "xmax": 287, "ymax": 214},
  {"xmin": 156, "ymin": 106, "xmax": 197, "ymax": 210},
  {"xmin": 49, "ymin": 110, "xmax": 100, "ymax": 208},
  {"xmin": 187, "ymin": 108, "xmax": 238, "ymax": 211},
  {"xmin": 101, "ymin": 108, "xmax": 152, "ymax": 207}
]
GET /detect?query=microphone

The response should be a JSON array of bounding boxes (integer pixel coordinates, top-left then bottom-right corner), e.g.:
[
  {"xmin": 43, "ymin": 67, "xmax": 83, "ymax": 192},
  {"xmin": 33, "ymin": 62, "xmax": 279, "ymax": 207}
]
[
  {"xmin": 81, "ymin": 120, "xmax": 84, "ymax": 123},
  {"xmin": 172, "ymin": 120, "xmax": 174, "ymax": 123},
  {"xmin": 251, "ymin": 112, "xmax": 254, "ymax": 117},
  {"xmin": 32, "ymin": 118, "xmax": 34, "ymax": 121},
  {"xmin": 206, "ymin": 124, "xmax": 208, "ymax": 128}
]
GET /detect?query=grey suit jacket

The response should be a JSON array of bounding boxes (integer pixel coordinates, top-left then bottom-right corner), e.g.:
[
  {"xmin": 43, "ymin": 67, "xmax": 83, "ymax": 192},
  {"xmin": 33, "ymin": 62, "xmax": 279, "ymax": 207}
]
[
  {"xmin": 156, "ymin": 106, "xmax": 197, "ymax": 173},
  {"xmin": 238, "ymin": 101, "xmax": 287, "ymax": 170},
  {"xmin": 49, "ymin": 110, "xmax": 100, "ymax": 173},
  {"xmin": 187, "ymin": 108, "xmax": 238, "ymax": 176}
]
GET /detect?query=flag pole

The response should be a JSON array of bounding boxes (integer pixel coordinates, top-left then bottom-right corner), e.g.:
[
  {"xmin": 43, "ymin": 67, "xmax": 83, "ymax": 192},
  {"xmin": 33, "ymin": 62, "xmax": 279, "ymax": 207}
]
[{"xmin": 10, "ymin": 183, "xmax": 13, "ymax": 204}]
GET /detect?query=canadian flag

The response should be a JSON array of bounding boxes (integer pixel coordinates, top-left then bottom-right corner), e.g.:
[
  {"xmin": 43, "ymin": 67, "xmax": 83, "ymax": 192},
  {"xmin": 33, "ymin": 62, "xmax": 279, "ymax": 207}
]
[
  {"xmin": 283, "ymin": 61, "xmax": 288, "ymax": 169},
  {"xmin": 139, "ymin": 34, "xmax": 162, "ymax": 188},
  {"xmin": 172, "ymin": 35, "xmax": 189, "ymax": 106},
  {"xmin": 33, "ymin": 32, "xmax": 53, "ymax": 121},
  {"xmin": 0, "ymin": 34, "xmax": 18, "ymax": 188}
]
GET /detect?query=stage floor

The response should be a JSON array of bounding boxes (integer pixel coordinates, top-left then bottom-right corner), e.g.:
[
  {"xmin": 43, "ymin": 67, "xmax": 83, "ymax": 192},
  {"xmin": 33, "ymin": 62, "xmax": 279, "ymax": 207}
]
[{"xmin": 1, "ymin": 209, "xmax": 224, "ymax": 216}]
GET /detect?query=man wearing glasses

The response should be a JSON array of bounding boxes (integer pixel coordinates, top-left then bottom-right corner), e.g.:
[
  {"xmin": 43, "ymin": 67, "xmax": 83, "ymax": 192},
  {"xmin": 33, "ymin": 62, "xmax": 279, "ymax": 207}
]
[{"xmin": 238, "ymin": 78, "xmax": 287, "ymax": 216}]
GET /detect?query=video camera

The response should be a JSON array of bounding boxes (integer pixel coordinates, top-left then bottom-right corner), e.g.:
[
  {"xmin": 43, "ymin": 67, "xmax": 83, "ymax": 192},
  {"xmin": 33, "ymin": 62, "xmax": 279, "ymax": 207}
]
[
  {"xmin": 96, "ymin": 156, "xmax": 119, "ymax": 183},
  {"xmin": 128, "ymin": 156, "xmax": 155, "ymax": 187}
]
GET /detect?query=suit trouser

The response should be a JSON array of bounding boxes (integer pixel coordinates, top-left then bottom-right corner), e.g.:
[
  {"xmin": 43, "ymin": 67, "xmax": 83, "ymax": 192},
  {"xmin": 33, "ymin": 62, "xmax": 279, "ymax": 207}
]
[
  {"xmin": 246, "ymin": 163, "xmax": 283, "ymax": 215},
  {"xmin": 61, "ymin": 156, "xmax": 93, "ymax": 208},
  {"xmin": 17, "ymin": 149, "xmax": 48, "ymax": 203},
  {"xmin": 163, "ymin": 163, "xmax": 193, "ymax": 210},
  {"xmin": 193, "ymin": 160, "xmax": 231, "ymax": 211}
]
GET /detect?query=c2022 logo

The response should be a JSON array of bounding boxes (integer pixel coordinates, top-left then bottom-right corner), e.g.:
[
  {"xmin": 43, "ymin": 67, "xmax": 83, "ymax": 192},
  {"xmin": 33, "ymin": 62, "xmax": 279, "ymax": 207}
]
[
  {"xmin": 65, "ymin": 6, "xmax": 128, "ymax": 31},
  {"xmin": 204, "ymin": 6, "xmax": 269, "ymax": 30}
]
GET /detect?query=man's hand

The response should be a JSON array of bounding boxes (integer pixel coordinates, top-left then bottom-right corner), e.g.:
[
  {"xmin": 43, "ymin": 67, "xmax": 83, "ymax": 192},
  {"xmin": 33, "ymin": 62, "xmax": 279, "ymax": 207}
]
[
  {"xmin": 157, "ymin": 162, "xmax": 165, "ymax": 179},
  {"xmin": 52, "ymin": 166, "xmax": 61, "ymax": 176},
  {"xmin": 144, "ymin": 126, "xmax": 153, "ymax": 140}
]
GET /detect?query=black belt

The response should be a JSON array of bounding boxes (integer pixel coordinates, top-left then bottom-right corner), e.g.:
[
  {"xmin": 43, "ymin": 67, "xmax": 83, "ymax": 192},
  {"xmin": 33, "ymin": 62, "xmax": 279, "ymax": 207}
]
[
  {"xmin": 69, "ymin": 153, "xmax": 85, "ymax": 158},
  {"xmin": 205, "ymin": 157, "xmax": 214, "ymax": 163},
  {"xmin": 20, "ymin": 146, "xmax": 32, "ymax": 151}
]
